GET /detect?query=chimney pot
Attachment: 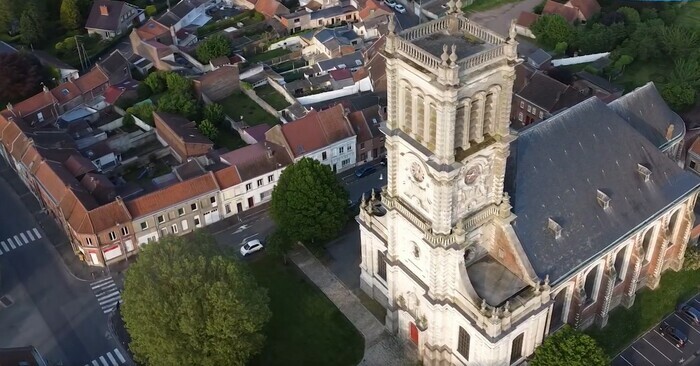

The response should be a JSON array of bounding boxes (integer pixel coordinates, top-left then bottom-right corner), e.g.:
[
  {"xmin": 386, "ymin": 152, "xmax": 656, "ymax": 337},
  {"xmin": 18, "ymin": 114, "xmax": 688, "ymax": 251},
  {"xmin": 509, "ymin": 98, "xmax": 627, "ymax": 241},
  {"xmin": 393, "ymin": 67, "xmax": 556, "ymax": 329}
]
[{"xmin": 100, "ymin": 5, "xmax": 109, "ymax": 16}]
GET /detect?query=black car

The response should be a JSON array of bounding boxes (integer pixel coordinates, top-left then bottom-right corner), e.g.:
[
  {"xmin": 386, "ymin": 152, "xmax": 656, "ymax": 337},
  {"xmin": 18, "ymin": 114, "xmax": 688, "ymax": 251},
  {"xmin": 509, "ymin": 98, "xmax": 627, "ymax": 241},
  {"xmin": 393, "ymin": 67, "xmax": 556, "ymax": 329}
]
[
  {"xmin": 355, "ymin": 165, "xmax": 376, "ymax": 178},
  {"xmin": 677, "ymin": 304, "xmax": 700, "ymax": 325},
  {"xmin": 658, "ymin": 324, "xmax": 688, "ymax": 348}
]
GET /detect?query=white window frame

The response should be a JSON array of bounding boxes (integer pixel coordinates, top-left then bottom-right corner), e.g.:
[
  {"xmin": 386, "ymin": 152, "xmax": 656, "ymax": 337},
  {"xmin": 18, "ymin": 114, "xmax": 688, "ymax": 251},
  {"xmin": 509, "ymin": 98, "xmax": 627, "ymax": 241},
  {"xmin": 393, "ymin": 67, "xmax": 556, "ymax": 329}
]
[
  {"xmin": 109, "ymin": 231, "xmax": 117, "ymax": 241},
  {"xmin": 157, "ymin": 215, "xmax": 165, "ymax": 224},
  {"xmin": 121, "ymin": 226, "xmax": 129, "ymax": 236},
  {"xmin": 140, "ymin": 222, "xmax": 148, "ymax": 230},
  {"xmin": 191, "ymin": 203, "xmax": 198, "ymax": 211},
  {"xmin": 171, "ymin": 224, "xmax": 179, "ymax": 234}
]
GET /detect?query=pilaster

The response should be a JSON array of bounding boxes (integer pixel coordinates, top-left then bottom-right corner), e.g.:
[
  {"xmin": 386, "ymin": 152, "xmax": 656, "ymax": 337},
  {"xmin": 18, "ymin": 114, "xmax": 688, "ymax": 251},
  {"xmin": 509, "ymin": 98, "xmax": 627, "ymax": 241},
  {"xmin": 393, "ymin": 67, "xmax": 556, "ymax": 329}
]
[
  {"xmin": 649, "ymin": 232, "xmax": 669, "ymax": 290},
  {"xmin": 596, "ymin": 260, "xmax": 616, "ymax": 328},
  {"xmin": 623, "ymin": 239, "xmax": 643, "ymax": 308},
  {"xmin": 435, "ymin": 100, "xmax": 456, "ymax": 164}
]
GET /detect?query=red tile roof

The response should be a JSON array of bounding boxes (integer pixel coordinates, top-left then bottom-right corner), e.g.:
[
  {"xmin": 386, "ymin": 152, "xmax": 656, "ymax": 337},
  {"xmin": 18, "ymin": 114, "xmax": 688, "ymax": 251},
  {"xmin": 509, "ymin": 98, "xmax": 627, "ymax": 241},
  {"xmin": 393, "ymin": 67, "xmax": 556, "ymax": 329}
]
[
  {"xmin": 347, "ymin": 110, "xmax": 373, "ymax": 143},
  {"xmin": 219, "ymin": 142, "xmax": 293, "ymax": 181},
  {"xmin": 136, "ymin": 19, "xmax": 170, "ymax": 41},
  {"xmin": 568, "ymin": 0, "xmax": 600, "ymax": 20},
  {"xmin": 87, "ymin": 199, "xmax": 132, "ymax": 233},
  {"xmin": 73, "ymin": 68, "xmax": 109, "ymax": 94},
  {"xmin": 280, "ymin": 104, "xmax": 354, "ymax": 157},
  {"xmin": 64, "ymin": 154, "xmax": 97, "ymax": 177},
  {"xmin": 125, "ymin": 172, "xmax": 220, "ymax": 217},
  {"xmin": 329, "ymin": 68, "xmax": 353, "ymax": 81},
  {"xmin": 10, "ymin": 89, "xmax": 56, "ymax": 118},
  {"xmin": 213, "ymin": 165, "xmax": 242, "ymax": 189},
  {"xmin": 51, "ymin": 82, "xmax": 82, "ymax": 105},
  {"xmin": 358, "ymin": 0, "xmax": 392, "ymax": 20},
  {"xmin": 542, "ymin": 1, "xmax": 578, "ymax": 23},
  {"xmin": 516, "ymin": 11, "xmax": 539, "ymax": 27},
  {"xmin": 103, "ymin": 86, "xmax": 126, "ymax": 104}
]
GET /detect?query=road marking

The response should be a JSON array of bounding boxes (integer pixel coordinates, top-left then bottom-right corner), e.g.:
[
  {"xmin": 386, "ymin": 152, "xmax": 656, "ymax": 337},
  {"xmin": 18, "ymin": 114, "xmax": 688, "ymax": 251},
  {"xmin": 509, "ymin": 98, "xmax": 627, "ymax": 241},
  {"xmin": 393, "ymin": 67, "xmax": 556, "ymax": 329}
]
[
  {"xmin": 631, "ymin": 345, "xmax": 656, "ymax": 365},
  {"xmin": 655, "ymin": 329, "xmax": 685, "ymax": 352},
  {"xmin": 643, "ymin": 338, "xmax": 671, "ymax": 362},
  {"xmin": 7, "ymin": 238, "xmax": 16, "ymax": 249},
  {"xmin": 33, "ymin": 228, "xmax": 41, "ymax": 238},
  {"xmin": 673, "ymin": 314, "xmax": 700, "ymax": 335},
  {"xmin": 114, "ymin": 349, "xmax": 126, "ymax": 363},
  {"xmin": 232, "ymin": 224, "xmax": 249, "ymax": 234},
  {"xmin": 98, "ymin": 292, "xmax": 121, "ymax": 304},
  {"xmin": 99, "ymin": 356, "xmax": 108, "ymax": 366},
  {"xmin": 618, "ymin": 355, "xmax": 634, "ymax": 366},
  {"xmin": 0, "ymin": 241, "xmax": 6, "ymax": 252},
  {"xmin": 13, "ymin": 235, "xmax": 21, "ymax": 246},
  {"xmin": 26, "ymin": 230, "xmax": 34, "ymax": 241},
  {"xmin": 20, "ymin": 232, "xmax": 28, "ymax": 243},
  {"xmin": 241, "ymin": 233, "xmax": 259, "ymax": 244},
  {"xmin": 92, "ymin": 361, "xmax": 99, "ymax": 366},
  {"xmin": 106, "ymin": 352, "xmax": 118, "ymax": 365},
  {"xmin": 91, "ymin": 277, "xmax": 116, "ymax": 288}
]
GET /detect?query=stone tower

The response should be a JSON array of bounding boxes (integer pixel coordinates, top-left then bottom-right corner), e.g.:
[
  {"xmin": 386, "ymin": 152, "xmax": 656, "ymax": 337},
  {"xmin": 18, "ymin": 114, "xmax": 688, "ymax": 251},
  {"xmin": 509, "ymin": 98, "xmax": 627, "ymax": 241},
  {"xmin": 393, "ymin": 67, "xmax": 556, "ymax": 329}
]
[{"xmin": 358, "ymin": 6, "xmax": 552, "ymax": 365}]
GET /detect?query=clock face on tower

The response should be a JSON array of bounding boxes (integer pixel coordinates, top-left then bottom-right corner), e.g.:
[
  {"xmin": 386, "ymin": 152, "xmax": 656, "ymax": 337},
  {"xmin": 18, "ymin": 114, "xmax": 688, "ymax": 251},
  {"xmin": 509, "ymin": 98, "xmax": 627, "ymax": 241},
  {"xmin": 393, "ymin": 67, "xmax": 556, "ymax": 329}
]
[
  {"xmin": 410, "ymin": 162, "xmax": 425, "ymax": 182},
  {"xmin": 464, "ymin": 166, "xmax": 481, "ymax": 185}
]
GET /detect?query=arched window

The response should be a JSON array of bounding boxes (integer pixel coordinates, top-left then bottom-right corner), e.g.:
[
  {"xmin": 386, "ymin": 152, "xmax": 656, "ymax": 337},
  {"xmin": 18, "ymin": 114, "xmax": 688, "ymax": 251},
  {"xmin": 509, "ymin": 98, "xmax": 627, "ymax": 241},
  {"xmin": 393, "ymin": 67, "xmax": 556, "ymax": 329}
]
[
  {"xmin": 584, "ymin": 266, "xmax": 600, "ymax": 304},
  {"xmin": 614, "ymin": 247, "xmax": 627, "ymax": 282},
  {"xmin": 403, "ymin": 86, "xmax": 413, "ymax": 133},
  {"xmin": 551, "ymin": 288, "xmax": 569, "ymax": 329},
  {"xmin": 642, "ymin": 228, "xmax": 654, "ymax": 264},
  {"xmin": 668, "ymin": 209, "xmax": 681, "ymax": 238}
]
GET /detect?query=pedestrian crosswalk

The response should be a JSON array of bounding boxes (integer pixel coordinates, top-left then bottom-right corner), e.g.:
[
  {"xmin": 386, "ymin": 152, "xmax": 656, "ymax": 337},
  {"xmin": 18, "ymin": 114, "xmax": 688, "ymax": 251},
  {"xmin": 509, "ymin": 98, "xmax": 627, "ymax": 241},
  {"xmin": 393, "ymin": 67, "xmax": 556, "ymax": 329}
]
[
  {"xmin": 0, "ymin": 228, "xmax": 41, "ymax": 256},
  {"xmin": 90, "ymin": 277, "xmax": 122, "ymax": 314},
  {"xmin": 84, "ymin": 348, "xmax": 127, "ymax": 366}
]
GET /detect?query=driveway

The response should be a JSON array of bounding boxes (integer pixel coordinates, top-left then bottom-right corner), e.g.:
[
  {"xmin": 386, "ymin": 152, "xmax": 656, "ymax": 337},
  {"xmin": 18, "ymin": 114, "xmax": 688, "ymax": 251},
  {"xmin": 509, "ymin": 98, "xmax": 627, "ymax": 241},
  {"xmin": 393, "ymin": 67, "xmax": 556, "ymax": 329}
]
[
  {"xmin": 467, "ymin": 0, "xmax": 542, "ymax": 36},
  {"xmin": 613, "ymin": 294, "xmax": 700, "ymax": 366}
]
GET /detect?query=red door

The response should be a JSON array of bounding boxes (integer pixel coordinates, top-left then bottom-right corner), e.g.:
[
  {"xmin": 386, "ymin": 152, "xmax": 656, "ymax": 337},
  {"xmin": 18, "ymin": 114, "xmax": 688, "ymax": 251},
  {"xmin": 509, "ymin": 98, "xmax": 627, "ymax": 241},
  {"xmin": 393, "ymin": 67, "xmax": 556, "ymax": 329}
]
[{"xmin": 409, "ymin": 322, "xmax": 419, "ymax": 345}]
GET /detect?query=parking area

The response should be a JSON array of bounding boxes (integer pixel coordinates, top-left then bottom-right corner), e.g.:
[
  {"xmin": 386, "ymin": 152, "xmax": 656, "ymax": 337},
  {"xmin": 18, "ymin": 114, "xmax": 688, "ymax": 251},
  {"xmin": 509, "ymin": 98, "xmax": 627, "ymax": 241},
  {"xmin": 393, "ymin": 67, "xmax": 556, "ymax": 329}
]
[{"xmin": 613, "ymin": 295, "xmax": 700, "ymax": 366}]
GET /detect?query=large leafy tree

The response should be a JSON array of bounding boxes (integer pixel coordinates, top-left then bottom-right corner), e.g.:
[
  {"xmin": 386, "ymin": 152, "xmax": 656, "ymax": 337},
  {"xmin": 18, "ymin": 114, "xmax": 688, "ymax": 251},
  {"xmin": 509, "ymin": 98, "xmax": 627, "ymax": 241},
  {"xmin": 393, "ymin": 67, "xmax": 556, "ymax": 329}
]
[
  {"xmin": 121, "ymin": 234, "xmax": 271, "ymax": 366},
  {"xmin": 196, "ymin": 33, "xmax": 232, "ymax": 63},
  {"xmin": 157, "ymin": 91, "xmax": 199, "ymax": 119},
  {"xmin": 530, "ymin": 325, "xmax": 609, "ymax": 366},
  {"xmin": 197, "ymin": 119, "xmax": 219, "ymax": 140},
  {"xmin": 203, "ymin": 103, "xmax": 226, "ymax": 126},
  {"xmin": 143, "ymin": 71, "xmax": 169, "ymax": 94},
  {"xmin": 0, "ymin": 0, "xmax": 18, "ymax": 33},
  {"xmin": 530, "ymin": 14, "xmax": 574, "ymax": 50},
  {"xmin": 0, "ymin": 52, "xmax": 47, "ymax": 106},
  {"xmin": 662, "ymin": 26, "xmax": 699, "ymax": 60},
  {"xmin": 270, "ymin": 157, "xmax": 348, "ymax": 247},
  {"xmin": 19, "ymin": 4, "xmax": 45, "ymax": 45},
  {"xmin": 60, "ymin": 0, "xmax": 82, "ymax": 30}
]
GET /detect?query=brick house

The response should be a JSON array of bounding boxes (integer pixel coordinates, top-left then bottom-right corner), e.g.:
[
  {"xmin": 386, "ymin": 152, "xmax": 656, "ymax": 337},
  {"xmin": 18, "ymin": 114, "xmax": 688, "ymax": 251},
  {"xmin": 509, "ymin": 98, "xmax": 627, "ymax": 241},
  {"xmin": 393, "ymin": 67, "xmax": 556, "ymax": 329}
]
[
  {"xmin": 193, "ymin": 65, "xmax": 240, "ymax": 102},
  {"xmin": 154, "ymin": 112, "xmax": 214, "ymax": 163},
  {"xmin": 347, "ymin": 105, "xmax": 385, "ymax": 164}
]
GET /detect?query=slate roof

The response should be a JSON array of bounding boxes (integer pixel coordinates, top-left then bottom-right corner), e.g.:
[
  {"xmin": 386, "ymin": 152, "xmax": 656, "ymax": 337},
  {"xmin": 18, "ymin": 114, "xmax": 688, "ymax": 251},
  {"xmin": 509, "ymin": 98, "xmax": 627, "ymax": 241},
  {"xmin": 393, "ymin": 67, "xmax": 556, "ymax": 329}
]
[
  {"xmin": 516, "ymin": 72, "xmax": 569, "ymax": 111},
  {"xmin": 506, "ymin": 96, "xmax": 700, "ymax": 283},
  {"xmin": 317, "ymin": 51, "xmax": 364, "ymax": 72},
  {"xmin": 608, "ymin": 83, "xmax": 685, "ymax": 151},
  {"xmin": 86, "ymin": 0, "xmax": 141, "ymax": 31},
  {"xmin": 527, "ymin": 48, "xmax": 551, "ymax": 69}
]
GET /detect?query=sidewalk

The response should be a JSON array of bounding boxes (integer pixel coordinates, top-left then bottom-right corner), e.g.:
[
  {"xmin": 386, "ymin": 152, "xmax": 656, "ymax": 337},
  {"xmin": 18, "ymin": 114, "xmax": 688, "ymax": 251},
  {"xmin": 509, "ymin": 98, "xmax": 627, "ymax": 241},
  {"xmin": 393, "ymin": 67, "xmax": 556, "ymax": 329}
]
[
  {"xmin": 288, "ymin": 245, "xmax": 416, "ymax": 366},
  {"xmin": 0, "ymin": 164, "xmax": 104, "ymax": 282}
]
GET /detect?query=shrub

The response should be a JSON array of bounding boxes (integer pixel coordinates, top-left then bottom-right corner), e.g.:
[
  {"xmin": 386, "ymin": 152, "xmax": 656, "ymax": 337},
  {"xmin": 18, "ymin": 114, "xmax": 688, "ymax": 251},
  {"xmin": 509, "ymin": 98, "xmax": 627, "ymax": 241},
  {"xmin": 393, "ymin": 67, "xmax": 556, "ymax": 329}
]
[{"xmin": 684, "ymin": 245, "xmax": 700, "ymax": 271}]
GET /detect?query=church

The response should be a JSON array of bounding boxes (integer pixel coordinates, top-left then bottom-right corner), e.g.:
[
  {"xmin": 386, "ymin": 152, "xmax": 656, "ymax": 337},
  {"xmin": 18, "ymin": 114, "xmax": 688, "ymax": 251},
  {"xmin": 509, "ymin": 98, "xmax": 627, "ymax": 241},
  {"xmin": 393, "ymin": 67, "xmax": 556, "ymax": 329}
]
[{"xmin": 357, "ymin": 5, "xmax": 700, "ymax": 365}]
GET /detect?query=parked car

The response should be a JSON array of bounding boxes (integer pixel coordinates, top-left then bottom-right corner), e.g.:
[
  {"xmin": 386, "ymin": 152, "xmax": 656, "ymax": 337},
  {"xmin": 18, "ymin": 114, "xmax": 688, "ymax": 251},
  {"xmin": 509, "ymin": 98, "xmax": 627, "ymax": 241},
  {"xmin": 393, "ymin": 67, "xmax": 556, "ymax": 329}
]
[
  {"xmin": 240, "ymin": 239, "xmax": 264, "ymax": 256},
  {"xmin": 677, "ymin": 304, "xmax": 700, "ymax": 325},
  {"xmin": 394, "ymin": 4, "xmax": 406, "ymax": 13},
  {"xmin": 658, "ymin": 324, "xmax": 688, "ymax": 348},
  {"xmin": 355, "ymin": 165, "xmax": 376, "ymax": 178},
  {"xmin": 384, "ymin": 0, "xmax": 397, "ymax": 7}
]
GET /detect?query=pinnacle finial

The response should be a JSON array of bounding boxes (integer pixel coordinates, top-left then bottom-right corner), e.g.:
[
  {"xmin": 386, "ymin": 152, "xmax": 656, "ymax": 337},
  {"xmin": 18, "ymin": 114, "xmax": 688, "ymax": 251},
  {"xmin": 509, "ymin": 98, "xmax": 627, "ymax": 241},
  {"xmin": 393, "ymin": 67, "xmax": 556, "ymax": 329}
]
[
  {"xmin": 450, "ymin": 44, "xmax": 458, "ymax": 64},
  {"xmin": 388, "ymin": 15, "xmax": 396, "ymax": 34},
  {"xmin": 441, "ymin": 44, "xmax": 449, "ymax": 66},
  {"xmin": 370, "ymin": 188, "xmax": 377, "ymax": 201},
  {"xmin": 446, "ymin": 0, "xmax": 455, "ymax": 13},
  {"xmin": 508, "ymin": 19, "xmax": 517, "ymax": 41},
  {"xmin": 455, "ymin": 0, "xmax": 463, "ymax": 13}
]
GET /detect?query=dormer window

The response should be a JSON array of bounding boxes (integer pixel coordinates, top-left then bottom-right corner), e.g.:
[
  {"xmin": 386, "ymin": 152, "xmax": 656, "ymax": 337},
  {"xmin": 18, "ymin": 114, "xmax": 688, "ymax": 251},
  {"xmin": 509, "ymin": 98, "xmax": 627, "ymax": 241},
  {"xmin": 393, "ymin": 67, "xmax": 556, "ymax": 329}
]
[
  {"xmin": 548, "ymin": 218, "xmax": 562, "ymax": 239},
  {"xmin": 637, "ymin": 163, "xmax": 651, "ymax": 182},
  {"xmin": 596, "ymin": 190, "xmax": 610, "ymax": 210}
]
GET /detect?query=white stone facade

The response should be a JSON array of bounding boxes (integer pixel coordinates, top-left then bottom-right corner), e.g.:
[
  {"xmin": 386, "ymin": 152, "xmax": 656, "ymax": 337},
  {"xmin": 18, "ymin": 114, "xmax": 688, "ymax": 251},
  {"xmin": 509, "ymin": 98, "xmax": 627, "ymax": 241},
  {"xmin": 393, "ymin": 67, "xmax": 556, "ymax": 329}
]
[
  {"xmin": 357, "ymin": 9, "xmax": 699, "ymax": 366},
  {"xmin": 300, "ymin": 135, "xmax": 357, "ymax": 173},
  {"xmin": 219, "ymin": 167, "xmax": 286, "ymax": 218}
]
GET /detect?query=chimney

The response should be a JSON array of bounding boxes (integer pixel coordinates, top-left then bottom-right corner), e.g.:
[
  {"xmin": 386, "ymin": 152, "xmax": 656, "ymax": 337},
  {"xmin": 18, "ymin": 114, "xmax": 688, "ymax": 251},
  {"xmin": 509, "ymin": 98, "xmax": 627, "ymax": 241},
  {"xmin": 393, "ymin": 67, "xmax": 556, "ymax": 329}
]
[
  {"xmin": 547, "ymin": 218, "xmax": 562, "ymax": 239},
  {"xmin": 170, "ymin": 26, "xmax": 178, "ymax": 46},
  {"xmin": 100, "ymin": 5, "xmax": 109, "ymax": 16},
  {"xmin": 42, "ymin": 84, "xmax": 49, "ymax": 93},
  {"xmin": 596, "ymin": 190, "xmax": 610, "ymax": 210},
  {"xmin": 6, "ymin": 103, "xmax": 12, "ymax": 112},
  {"xmin": 666, "ymin": 124, "xmax": 675, "ymax": 140},
  {"xmin": 637, "ymin": 163, "xmax": 651, "ymax": 182}
]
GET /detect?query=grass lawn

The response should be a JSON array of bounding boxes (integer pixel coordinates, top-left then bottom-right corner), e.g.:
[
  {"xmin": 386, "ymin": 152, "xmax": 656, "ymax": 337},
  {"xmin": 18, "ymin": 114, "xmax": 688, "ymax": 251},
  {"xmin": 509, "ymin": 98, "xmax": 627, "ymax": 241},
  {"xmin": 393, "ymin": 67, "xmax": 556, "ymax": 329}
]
[
  {"xmin": 463, "ymin": 0, "xmax": 521, "ymax": 13},
  {"xmin": 677, "ymin": 2, "xmax": 700, "ymax": 30},
  {"xmin": 586, "ymin": 268, "xmax": 700, "ymax": 356},
  {"xmin": 615, "ymin": 60, "xmax": 671, "ymax": 93},
  {"xmin": 219, "ymin": 92, "xmax": 279, "ymax": 126},
  {"xmin": 248, "ymin": 255, "xmax": 364, "ymax": 366},
  {"xmin": 247, "ymin": 48, "xmax": 291, "ymax": 63},
  {"xmin": 255, "ymin": 85, "xmax": 291, "ymax": 110}
]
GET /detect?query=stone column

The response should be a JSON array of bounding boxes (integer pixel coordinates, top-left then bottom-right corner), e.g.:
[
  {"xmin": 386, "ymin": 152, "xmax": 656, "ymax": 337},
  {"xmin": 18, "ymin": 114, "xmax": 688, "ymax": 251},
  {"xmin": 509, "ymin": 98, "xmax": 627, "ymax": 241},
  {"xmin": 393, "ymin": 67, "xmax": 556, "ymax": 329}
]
[
  {"xmin": 386, "ymin": 60, "xmax": 398, "ymax": 130},
  {"xmin": 649, "ymin": 232, "xmax": 669, "ymax": 290},
  {"xmin": 596, "ymin": 260, "xmax": 616, "ymax": 327},
  {"xmin": 622, "ymin": 239, "xmax": 643, "ymax": 308},
  {"xmin": 499, "ymin": 73, "xmax": 515, "ymax": 136},
  {"xmin": 673, "ymin": 208, "xmax": 694, "ymax": 271},
  {"xmin": 573, "ymin": 275, "xmax": 587, "ymax": 329},
  {"xmin": 461, "ymin": 98, "xmax": 471, "ymax": 150},
  {"xmin": 423, "ymin": 98, "xmax": 432, "ymax": 145},
  {"xmin": 435, "ymin": 101, "xmax": 456, "ymax": 164},
  {"xmin": 472, "ymin": 94, "xmax": 485, "ymax": 143}
]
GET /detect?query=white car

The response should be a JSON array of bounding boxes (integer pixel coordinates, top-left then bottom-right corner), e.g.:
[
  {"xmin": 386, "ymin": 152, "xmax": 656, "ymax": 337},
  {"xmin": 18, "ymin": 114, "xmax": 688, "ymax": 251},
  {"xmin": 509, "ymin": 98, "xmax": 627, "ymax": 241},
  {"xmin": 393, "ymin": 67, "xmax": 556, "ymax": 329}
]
[
  {"xmin": 384, "ymin": 0, "xmax": 397, "ymax": 8},
  {"xmin": 394, "ymin": 4, "xmax": 406, "ymax": 13},
  {"xmin": 240, "ymin": 239, "xmax": 264, "ymax": 256}
]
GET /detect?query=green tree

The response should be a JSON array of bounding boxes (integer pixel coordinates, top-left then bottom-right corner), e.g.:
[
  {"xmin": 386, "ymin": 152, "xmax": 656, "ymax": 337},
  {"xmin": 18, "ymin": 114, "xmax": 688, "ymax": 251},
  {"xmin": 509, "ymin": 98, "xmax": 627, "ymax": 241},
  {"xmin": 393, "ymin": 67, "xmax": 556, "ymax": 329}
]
[
  {"xmin": 576, "ymin": 22, "xmax": 626, "ymax": 54},
  {"xmin": 616, "ymin": 19, "xmax": 665, "ymax": 61},
  {"xmin": 143, "ymin": 71, "xmax": 169, "ymax": 94},
  {"xmin": 121, "ymin": 234, "xmax": 271, "ymax": 366},
  {"xmin": 19, "ymin": 5, "xmax": 45, "ymax": 45},
  {"xmin": 157, "ymin": 91, "xmax": 199, "ymax": 119},
  {"xmin": 683, "ymin": 245, "xmax": 700, "ymax": 271},
  {"xmin": 617, "ymin": 6, "xmax": 640, "ymax": 27},
  {"xmin": 126, "ymin": 103, "xmax": 156, "ymax": 125},
  {"xmin": 203, "ymin": 103, "xmax": 226, "ymax": 126},
  {"xmin": 613, "ymin": 55, "xmax": 633, "ymax": 73},
  {"xmin": 196, "ymin": 34, "xmax": 232, "ymax": 63},
  {"xmin": 662, "ymin": 26, "xmax": 699, "ymax": 60},
  {"xmin": 122, "ymin": 113, "xmax": 136, "ymax": 128},
  {"xmin": 145, "ymin": 4, "xmax": 157, "ymax": 16},
  {"xmin": 530, "ymin": 325, "xmax": 609, "ymax": 366},
  {"xmin": 553, "ymin": 42, "xmax": 567, "ymax": 56},
  {"xmin": 0, "ymin": 0, "xmax": 17, "ymax": 33},
  {"xmin": 266, "ymin": 229, "xmax": 293, "ymax": 264},
  {"xmin": 270, "ymin": 158, "xmax": 348, "ymax": 248},
  {"xmin": 530, "ymin": 14, "xmax": 574, "ymax": 50},
  {"xmin": 165, "ymin": 72, "xmax": 193, "ymax": 95},
  {"xmin": 60, "ymin": 0, "xmax": 82, "ymax": 30},
  {"xmin": 198, "ymin": 119, "xmax": 219, "ymax": 140},
  {"xmin": 0, "ymin": 52, "xmax": 47, "ymax": 105},
  {"xmin": 660, "ymin": 81, "xmax": 696, "ymax": 111}
]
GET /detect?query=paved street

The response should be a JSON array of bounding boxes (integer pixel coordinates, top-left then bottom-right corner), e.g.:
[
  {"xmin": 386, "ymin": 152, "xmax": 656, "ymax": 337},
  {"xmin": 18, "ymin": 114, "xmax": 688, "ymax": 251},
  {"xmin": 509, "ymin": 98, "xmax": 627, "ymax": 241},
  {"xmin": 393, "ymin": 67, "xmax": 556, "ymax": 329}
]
[
  {"xmin": 467, "ymin": 0, "xmax": 542, "ymax": 36},
  {"xmin": 0, "ymin": 163, "xmax": 131, "ymax": 366},
  {"xmin": 613, "ymin": 294, "xmax": 700, "ymax": 366}
]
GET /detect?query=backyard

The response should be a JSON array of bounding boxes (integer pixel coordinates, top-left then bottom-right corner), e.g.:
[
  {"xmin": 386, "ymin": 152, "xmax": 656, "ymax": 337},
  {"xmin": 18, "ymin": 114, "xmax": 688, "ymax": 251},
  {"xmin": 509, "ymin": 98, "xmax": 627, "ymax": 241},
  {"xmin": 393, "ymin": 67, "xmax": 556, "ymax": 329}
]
[
  {"xmin": 586, "ymin": 267, "xmax": 700, "ymax": 356},
  {"xmin": 255, "ymin": 85, "xmax": 291, "ymax": 111},
  {"xmin": 248, "ymin": 256, "xmax": 365, "ymax": 366},
  {"xmin": 219, "ymin": 92, "xmax": 279, "ymax": 126},
  {"xmin": 677, "ymin": 2, "xmax": 700, "ymax": 30}
]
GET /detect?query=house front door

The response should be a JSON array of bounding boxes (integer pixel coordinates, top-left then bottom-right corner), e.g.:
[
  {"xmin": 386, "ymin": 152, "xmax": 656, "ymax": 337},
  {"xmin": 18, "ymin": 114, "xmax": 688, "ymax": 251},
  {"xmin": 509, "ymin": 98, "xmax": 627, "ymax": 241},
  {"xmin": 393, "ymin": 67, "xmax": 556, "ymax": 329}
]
[
  {"xmin": 248, "ymin": 197, "xmax": 254, "ymax": 208},
  {"xmin": 409, "ymin": 322, "xmax": 418, "ymax": 345},
  {"xmin": 237, "ymin": 202, "xmax": 243, "ymax": 213}
]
